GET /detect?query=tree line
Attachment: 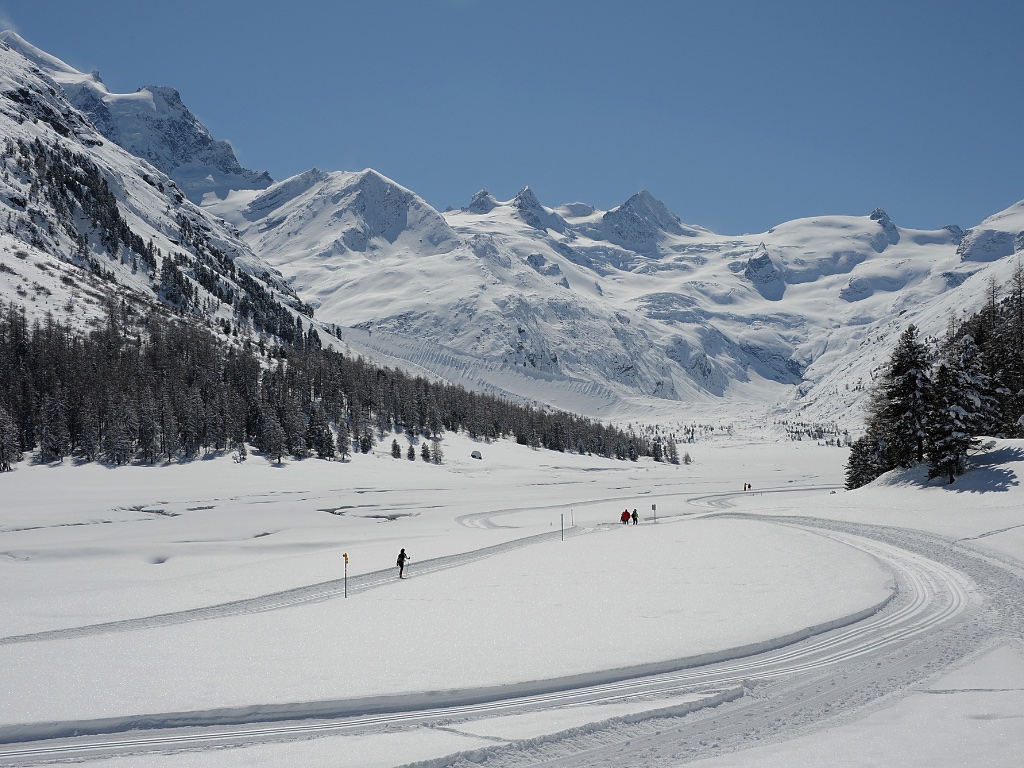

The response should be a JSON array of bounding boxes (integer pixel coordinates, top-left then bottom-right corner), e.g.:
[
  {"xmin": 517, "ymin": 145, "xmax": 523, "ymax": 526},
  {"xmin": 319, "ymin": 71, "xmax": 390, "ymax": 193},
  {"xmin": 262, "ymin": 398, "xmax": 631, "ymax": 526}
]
[
  {"xmin": 846, "ymin": 266, "xmax": 1024, "ymax": 488},
  {"xmin": 0, "ymin": 301, "xmax": 658, "ymax": 471}
]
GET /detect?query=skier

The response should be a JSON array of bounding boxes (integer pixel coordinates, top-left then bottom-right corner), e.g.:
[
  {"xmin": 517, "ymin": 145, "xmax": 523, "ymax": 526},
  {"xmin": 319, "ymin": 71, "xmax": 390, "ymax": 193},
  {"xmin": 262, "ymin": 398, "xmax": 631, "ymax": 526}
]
[
  {"xmin": 631, "ymin": 509, "xmax": 639, "ymax": 525},
  {"xmin": 397, "ymin": 548, "xmax": 409, "ymax": 578},
  {"xmin": 620, "ymin": 509, "xmax": 631, "ymax": 525}
]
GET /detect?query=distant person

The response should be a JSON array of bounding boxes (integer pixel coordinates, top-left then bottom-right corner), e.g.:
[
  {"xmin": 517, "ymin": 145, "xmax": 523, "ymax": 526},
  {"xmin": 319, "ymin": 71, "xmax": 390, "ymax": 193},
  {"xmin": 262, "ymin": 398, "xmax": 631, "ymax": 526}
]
[
  {"xmin": 397, "ymin": 548, "xmax": 410, "ymax": 578},
  {"xmin": 621, "ymin": 509, "xmax": 631, "ymax": 525},
  {"xmin": 631, "ymin": 509, "xmax": 639, "ymax": 525}
]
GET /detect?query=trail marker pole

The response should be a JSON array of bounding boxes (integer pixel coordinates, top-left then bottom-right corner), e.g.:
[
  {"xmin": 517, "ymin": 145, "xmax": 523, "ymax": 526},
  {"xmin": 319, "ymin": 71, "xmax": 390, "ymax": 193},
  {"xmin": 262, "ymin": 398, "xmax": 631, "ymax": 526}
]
[
  {"xmin": 343, "ymin": 552, "xmax": 348, "ymax": 598},
  {"xmin": 561, "ymin": 513, "xmax": 564, "ymax": 541},
  {"xmin": 652, "ymin": 503, "xmax": 657, "ymax": 524}
]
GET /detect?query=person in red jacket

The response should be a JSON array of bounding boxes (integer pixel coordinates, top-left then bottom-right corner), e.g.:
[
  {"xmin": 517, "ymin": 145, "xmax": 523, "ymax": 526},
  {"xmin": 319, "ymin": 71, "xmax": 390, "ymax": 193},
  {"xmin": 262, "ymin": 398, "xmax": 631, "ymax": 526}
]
[{"xmin": 621, "ymin": 509, "xmax": 631, "ymax": 525}]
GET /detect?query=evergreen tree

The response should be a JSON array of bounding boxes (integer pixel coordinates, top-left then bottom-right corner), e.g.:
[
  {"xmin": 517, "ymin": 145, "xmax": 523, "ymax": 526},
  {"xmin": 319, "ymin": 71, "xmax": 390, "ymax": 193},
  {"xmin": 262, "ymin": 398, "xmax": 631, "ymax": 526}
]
[
  {"xmin": 926, "ymin": 363, "xmax": 975, "ymax": 484},
  {"xmin": 950, "ymin": 334, "xmax": 1000, "ymax": 436},
  {"xmin": 845, "ymin": 435, "xmax": 883, "ymax": 489},
  {"xmin": 391, "ymin": 438, "xmax": 401, "ymax": 458},
  {"xmin": 358, "ymin": 426, "xmax": 374, "ymax": 454},
  {"xmin": 260, "ymin": 406, "xmax": 286, "ymax": 464},
  {"xmin": 666, "ymin": 439, "xmax": 680, "ymax": 465},
  {"xmin": 407, "ymin": 443, "xmax": 416, "ymax": 461},
  {"xmin": 420, "ymin": 442, "xmax": 431, "ymax": 462},
  {"xmin": 651, "ymin": 438, "xmax": 663, "ymax": 462},
  {"xmin": 871, "ymin": 324, "xmax": 932, "ymax": 468},
  {"xmin": 136, "ymin": 395, "xmax": 160, "ymax": 465},
  {"xmin": 38, "ymin": 391, "xmax": 70, "ymax": 463},
  {"xmin": 335, "ymin": 420, "xmax": 351, "ymax": 461},
  {"xmin": 79, "ymin": 408, "xmax": 101, "ymax": 462},
  {"xmin": 0, "ymin": 403, "xmax": 21, "ymax": 471}
]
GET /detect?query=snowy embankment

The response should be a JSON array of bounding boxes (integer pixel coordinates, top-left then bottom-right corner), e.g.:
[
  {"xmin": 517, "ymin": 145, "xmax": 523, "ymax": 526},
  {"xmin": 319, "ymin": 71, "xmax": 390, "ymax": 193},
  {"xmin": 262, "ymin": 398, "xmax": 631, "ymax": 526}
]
[{"xmin": 0, "ymin": 436, "xmax": 889, "ymax": 735}]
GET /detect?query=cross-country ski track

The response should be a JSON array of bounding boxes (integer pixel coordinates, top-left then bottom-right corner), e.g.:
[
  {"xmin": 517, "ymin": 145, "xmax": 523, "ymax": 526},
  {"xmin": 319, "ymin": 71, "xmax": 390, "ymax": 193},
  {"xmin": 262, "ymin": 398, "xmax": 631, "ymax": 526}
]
[{"xmin": 1, "ymin": 485, "xmax": 1021, "ymax": 766}]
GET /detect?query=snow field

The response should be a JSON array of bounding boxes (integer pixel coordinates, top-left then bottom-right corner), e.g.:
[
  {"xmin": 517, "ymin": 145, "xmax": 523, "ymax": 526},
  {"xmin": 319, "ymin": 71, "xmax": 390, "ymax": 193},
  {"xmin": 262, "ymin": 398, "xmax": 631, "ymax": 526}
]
[
  {"xmin": 0, "ymin": 436, "xmax": 892, "ymax": 730},
  {"xmin": 3, "ymin": 436, "xmax": 1022, "ymax": 766},
  {"xmin": 687, "ymin": 641, "xmax": 1024, "ymax": 768},
  {"xmin": 0, "ymin": 511, "xmax": 892, "ymax": 726}
]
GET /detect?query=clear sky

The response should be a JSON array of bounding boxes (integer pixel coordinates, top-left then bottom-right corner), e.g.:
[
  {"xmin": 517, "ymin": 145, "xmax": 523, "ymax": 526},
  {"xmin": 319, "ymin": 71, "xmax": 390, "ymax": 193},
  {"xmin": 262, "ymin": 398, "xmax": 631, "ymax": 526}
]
[{"xmin": 2, "ymin": 0, "xmax": 1022, "ymax": 234}]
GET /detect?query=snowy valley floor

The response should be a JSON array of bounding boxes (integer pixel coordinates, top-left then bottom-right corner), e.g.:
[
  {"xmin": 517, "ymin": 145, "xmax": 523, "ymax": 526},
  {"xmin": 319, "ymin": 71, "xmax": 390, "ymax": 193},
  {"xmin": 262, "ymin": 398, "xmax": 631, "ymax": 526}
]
[{"xmin": 0, "ymin": 435, "xmax": 1022, "ymax": 766}]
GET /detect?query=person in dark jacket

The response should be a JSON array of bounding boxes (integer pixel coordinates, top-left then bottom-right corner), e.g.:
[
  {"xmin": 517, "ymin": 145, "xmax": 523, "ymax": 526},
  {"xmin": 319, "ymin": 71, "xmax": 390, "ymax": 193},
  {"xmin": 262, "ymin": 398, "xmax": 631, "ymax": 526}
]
[
  {"xmin": 397, "ymin": 548, "xmax": 409, "ymax": 578},
  {"xmin": 631, "ymin": 509, "xmax": 639, "ymax": 525}
]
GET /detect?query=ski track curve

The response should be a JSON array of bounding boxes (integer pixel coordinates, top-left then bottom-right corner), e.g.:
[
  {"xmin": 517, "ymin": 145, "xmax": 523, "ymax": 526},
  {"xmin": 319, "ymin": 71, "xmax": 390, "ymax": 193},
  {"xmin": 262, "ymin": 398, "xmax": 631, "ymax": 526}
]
[
  {"xmin": 0, "ymin": 526, "xmax": 592, "ymax": 646},
  {"xmin": 2, "ymin": 486, "xmax": 1013, "ymax": 766}
]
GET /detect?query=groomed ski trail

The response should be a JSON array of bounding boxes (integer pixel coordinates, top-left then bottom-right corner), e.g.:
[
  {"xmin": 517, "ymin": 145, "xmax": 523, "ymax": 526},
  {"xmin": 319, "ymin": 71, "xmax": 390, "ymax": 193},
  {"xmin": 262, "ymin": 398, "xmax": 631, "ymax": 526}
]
[
  {"xmin": 0, "ymin": 525, "xmax": 592, "ymax": 646},
  {"xmin": 0, "ymin": 515, "xmax": 984, "ymax": 766}
]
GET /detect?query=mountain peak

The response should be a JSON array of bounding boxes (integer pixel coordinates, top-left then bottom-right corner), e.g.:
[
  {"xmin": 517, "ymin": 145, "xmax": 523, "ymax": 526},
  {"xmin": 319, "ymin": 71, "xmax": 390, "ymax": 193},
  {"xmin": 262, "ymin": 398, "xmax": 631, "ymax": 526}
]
[
  {"xmin": 513, "ymin": 186, "xmax": 542, "ymax": 210},
  {"xmin": 511, "ymin": 186, "xmax": 566, "ymax": 232},
  {"xmin": 601, "ymin": 190, "xmax": 701, "ymax": 250},
  {"xmin": 467, "ymin": 189, "xmax": 498, "ymax": 214},
  {"xmin": 0, "ymin": 30, "xmax": 79, "ymax": 76}
]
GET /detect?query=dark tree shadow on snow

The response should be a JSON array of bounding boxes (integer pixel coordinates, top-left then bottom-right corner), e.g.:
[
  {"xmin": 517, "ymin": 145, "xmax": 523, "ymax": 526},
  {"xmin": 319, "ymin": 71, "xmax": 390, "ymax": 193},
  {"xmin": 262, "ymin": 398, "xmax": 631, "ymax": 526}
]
[{"xmin": 945, "ymin": 446, "xmax": 1023, "ymax": 493}]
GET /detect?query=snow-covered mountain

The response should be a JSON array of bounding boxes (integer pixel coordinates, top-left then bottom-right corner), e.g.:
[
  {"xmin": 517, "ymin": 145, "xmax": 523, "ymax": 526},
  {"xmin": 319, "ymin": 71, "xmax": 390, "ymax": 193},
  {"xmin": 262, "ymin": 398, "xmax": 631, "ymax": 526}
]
[
  {"xmin": 210, "ymin": 164, "xmax": 1024, "ymax": 427},
  {"xmin": 0, "ymin": 31, "xmax": 272, "ymax": 204},
  {"xmin": 0, "ymin": 34, "xmax": 311, "ymax": 348},
  {"xmin": 4, "ymin": 33, "xmax": 1024, "ymax": 430}
]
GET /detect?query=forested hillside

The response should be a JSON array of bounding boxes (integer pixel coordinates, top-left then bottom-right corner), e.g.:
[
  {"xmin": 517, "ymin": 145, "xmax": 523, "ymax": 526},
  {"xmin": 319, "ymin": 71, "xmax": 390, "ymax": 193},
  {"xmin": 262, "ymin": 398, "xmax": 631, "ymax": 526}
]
[{"xmin": 0, "ymin": 301, "xmax": 659, "ymax": 471}]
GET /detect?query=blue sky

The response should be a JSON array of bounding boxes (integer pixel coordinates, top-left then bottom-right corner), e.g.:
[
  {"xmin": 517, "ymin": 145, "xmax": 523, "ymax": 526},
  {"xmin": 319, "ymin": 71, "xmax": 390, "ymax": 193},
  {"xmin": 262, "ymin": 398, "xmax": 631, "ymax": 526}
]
[{"xmin": 2, "ymin": 0, "xmax": 1022, "ymax": 234}]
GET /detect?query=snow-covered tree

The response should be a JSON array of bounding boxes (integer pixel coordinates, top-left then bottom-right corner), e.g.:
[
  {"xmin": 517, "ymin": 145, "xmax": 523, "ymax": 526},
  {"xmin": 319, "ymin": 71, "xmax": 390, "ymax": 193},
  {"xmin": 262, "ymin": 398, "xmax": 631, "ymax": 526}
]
[
  {"xmin": 926, "ymin": 363, "xmax": 975, "ymax": 484},
  {"xmin": 845, "ymin": 435, "xmax": 883, "ymax": 489},
  {"xmin": 870, "ymin": 324, "xmax": 932, "ymax": 468}
]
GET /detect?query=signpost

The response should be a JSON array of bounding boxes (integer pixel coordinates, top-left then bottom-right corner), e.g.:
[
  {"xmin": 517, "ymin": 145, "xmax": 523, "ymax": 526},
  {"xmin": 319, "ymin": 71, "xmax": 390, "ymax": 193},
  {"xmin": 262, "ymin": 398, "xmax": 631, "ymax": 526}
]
[
  {"xmin": 343, "ymin": 552, "xmax": 348, "ymax": 598},
  {"xmin": 652, "ymin": 503, "xmax": 657, "ymax": 524}
]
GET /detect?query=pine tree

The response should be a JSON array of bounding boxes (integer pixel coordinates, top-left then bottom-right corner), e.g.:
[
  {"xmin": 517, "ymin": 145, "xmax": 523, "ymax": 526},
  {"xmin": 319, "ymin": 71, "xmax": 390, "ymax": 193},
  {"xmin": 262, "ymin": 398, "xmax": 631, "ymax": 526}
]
[
  {"xmin": 0, "ymin": 403, "xmax": 21, "ymax": 471},
  {"xmin": 335, "ymin": 420, "xmax": 351, "ymax": 461},
  {"xmin": 391, "ymin": 439, "xmax": 401, "ymax": 458},
  {"xmin": 420, "ymin": 442, "xmax": 431, "ymax": 462},
  {"xmin": 358, "ymin": 426, "xmax": 374, "ymax": 454},
  {"xmin": 651, "ymin": 438, "xmax": 663, "ymax": 462},
  {"xmin": 926, "ymin": 363, "xmax": 975, "ymax": 484},
  {"xmin": 871, "ymin": 324, "xmax": 932, "ymax": 468},
  {"xmin": 407, "ymin": 443, "xmax": 416, "ymax": 461},
  {"xmin": 136, "ymin": 395, "xmax": 159, "ymax": 465},
  {"xmin": 260, "ymin": 406, "xmax": 286, "ymax": 464},
  {"xmin": 38, "ymin": 391, "xmax": 70, "ymax": 463},
  {"xmin": 845, "ymin": 435, "xmax": 883, "ymax": 489},
  {"xmin": 666, "ymin": 439, "xmax": 680, "ymax": 465}
]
